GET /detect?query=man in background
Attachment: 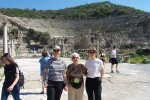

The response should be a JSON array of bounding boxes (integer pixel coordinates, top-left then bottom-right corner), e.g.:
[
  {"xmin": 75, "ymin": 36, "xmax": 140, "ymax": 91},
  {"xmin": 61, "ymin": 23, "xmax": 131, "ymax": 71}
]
[{"xmin": 110, "ymin": 46, "xmax": 119, "ymax": 73}]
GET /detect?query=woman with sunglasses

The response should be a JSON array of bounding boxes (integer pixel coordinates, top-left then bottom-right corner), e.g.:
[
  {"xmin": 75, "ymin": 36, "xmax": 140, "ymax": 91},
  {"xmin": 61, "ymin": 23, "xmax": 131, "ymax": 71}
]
[
  {"xmin": 1, "ymin": 53, "xmax": 21, "ymax": 100},
  {"xmin": 43, "ymin": 46, "xmax": 67, "ymax": 100},
  {"xmin": 66, "ymin": 52, "xmax": 87, "ymax": 100},
  {"xmin": 85, "ymin": 46, "xmax": 104, "ymax": 100}
]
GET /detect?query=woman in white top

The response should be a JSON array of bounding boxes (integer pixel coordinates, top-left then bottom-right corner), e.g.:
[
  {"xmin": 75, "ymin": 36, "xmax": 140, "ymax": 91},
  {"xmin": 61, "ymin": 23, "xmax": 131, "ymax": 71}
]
[{"xmin": 85, "ymin": 46, "xmax": 104, "ymax": 100}]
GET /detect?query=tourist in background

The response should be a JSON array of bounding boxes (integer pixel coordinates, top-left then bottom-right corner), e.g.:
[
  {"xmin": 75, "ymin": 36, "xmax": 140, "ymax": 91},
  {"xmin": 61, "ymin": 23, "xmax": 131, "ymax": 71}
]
[
  {"xmin": 66, "ymin": 52, "xmax": 87, "ymax": 100},
  {"xmin": 1, "ymin": 53, "xmax": 21, "ymax": 100},
  {"xmin": 110, "ymin": 46, "xmax": 119, "ymax": 73},
  {"xmin": 85, "ymin": 46, "xmax": 104, "ymax": 100},
  {"xmin": 43, "ymin": 46, "xmax": 67, "ymax": 100},
  {"xmin": 99, "ymin": 49, "xmax": 106, "ymax": 65},
  {"xmin": 39, "ymin": 51, "xmax": 49, "ymax": 94}
]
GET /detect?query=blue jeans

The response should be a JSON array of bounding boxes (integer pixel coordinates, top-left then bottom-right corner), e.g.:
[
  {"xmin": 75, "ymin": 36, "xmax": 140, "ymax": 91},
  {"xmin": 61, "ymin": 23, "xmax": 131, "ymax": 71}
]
[{"xmin": 1, "ymin": 83, "xmax": 21, "ymax": 100}]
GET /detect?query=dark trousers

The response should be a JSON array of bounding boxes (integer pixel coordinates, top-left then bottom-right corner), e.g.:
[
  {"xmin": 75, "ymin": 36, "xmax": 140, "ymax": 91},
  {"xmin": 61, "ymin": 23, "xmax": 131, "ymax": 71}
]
[
  {"xmin": 1, "ymin": 83, "xmax": 21, "ymax": 100},
  {"xmin": 47, "ymin": 81, "xmax": 64, "ymax": 100},
  {"xmin": 86, "ymin": 77, "xmax": 102, "ymax": 100}
]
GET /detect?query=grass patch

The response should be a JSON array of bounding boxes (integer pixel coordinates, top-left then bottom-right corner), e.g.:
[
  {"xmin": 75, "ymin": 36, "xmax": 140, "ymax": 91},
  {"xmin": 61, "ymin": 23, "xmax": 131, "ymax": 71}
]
[{"xmin": 126, "ymin": 53, "xmax": 150, "ymax": 64}]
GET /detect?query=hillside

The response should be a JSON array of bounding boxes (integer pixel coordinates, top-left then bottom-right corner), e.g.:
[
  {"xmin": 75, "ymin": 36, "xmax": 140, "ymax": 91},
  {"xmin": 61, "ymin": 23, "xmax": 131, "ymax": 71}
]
[
  {"xmin": 0, "ymin": 1, "xmax": 144, "ymax": 19},
  {"xmin": 0, "ymin": 1, "xmax": 150, "ymax": 55}
]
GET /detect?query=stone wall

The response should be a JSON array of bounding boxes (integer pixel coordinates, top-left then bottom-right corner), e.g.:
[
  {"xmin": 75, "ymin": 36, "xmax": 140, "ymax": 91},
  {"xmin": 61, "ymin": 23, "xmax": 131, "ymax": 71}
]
[{"xmin": 0, "ymin": 13, "xmax": 150, "ymax": 55}]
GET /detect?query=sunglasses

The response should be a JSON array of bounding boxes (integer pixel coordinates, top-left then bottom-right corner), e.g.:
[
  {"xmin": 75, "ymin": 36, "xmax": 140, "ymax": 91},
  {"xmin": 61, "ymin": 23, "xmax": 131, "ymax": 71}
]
[
  {"xmin": 72, "ymin": 57, "xmax": 79, "ymax": 59},
  {"xmin": 54, "ymin": 49, "xmax": 60, "ymax": 52},
  {"xmin": 89, "ymin": 51, "xmax": 96, "ymax": 54}
]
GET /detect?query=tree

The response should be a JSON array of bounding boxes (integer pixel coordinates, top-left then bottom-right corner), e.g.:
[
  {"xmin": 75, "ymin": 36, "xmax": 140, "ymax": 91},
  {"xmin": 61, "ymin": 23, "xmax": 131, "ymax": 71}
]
[
  {"xmin": 27, "ymin": 28, "xmax": 35, "ymax": 39},
  {"xmin": 34, "ymin": 32, "xmax": 43, "ymax": 43},
  {"xmin": 11, "ymin": 28, "xmax": 19, "ymax": 39},
  {"xmin": 39, "ymin": 33, "xmax": 51, "ymax": 45},
  {"xmin": 27, "ymin": 28, "xmax": 33, "ymax": 39}
]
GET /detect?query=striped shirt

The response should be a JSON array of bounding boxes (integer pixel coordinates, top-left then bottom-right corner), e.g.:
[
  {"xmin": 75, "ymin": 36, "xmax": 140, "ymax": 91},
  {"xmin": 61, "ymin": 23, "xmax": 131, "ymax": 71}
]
[{"xmin": 45, "ymin": 57, "xmax": 66, "ymax": 81}]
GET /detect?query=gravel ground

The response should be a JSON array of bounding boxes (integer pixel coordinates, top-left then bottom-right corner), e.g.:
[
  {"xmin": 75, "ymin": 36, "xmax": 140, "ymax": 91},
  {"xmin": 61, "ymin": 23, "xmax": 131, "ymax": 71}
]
[{"xmin": 103, "ymin": 64, "xmax": 150, "ymax": 100}]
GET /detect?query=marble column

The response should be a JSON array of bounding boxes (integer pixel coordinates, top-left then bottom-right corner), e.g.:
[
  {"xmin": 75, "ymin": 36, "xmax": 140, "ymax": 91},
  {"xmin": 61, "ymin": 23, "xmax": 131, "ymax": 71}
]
[
  {"xmin": 3, "ymin": 20, "xmax": 8, "ymax": 54},
  {"xmin": 11, "ymin": 39, "xmax": 15, "ymax": 57}
]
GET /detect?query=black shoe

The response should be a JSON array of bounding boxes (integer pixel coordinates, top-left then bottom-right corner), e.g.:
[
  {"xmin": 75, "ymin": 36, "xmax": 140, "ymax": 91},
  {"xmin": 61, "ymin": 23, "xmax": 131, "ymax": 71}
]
[
  {"xmin": 40, "ymin": 91, "xmax": 44, "ymax": 94},
  {"xmin": 116, "ymin": 70, "xmax": 120, "ymax": 74},
  {"xmin": 111, "ymin": 70, "xmax": 114, "ymax": 73}
]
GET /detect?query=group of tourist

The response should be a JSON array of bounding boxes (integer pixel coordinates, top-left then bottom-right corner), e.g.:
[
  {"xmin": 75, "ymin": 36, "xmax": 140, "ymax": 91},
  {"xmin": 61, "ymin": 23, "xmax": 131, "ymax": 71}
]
[
  {"xmin": 39, "ymin": 46, "xmax": 104, "ymax": 100},
  {"xmin": 1, "ymin": 45, "xmax": 119, "ymax": 100}
]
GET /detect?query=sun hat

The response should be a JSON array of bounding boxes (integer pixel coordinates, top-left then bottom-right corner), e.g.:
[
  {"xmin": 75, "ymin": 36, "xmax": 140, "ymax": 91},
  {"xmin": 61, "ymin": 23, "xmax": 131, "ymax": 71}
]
[
  {"xmin": 88, "ymin": 46, "xmax": 97, "ymax": 52},
  {"xmin": 54, "ymin": 46, "xmax": 61, "ymax": 50}
]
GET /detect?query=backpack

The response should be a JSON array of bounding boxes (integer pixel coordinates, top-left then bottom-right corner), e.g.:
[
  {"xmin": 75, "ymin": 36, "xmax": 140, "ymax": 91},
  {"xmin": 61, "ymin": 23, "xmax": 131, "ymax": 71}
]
[{"xmin": 18, "ymin": 70, "xmax": 25, "ymax": 89}]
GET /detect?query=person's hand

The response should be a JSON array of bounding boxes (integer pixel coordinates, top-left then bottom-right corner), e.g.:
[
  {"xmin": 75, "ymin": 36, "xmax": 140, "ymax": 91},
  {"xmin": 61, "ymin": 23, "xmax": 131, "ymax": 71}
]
[
  {"xmin": 64, "ymin": 85, "xmax": 68, "ymax": 91},
  {"xmin": 7, "ymin": 85, "xmax": 14, "ymax": 92},
  {"xmin": 44, "ymin": 81, "xmax": 48, "ymax": 88}
]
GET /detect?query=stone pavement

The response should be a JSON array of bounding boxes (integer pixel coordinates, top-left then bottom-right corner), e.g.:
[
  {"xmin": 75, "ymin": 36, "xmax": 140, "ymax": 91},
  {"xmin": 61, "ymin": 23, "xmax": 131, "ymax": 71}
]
[
  {"xmin": 0, "ymin": 58, "xmax": 89, "ymax": 100},
  {"xmin": 1, "ymin": 58, "xmax": 150, "ymax": 100}
]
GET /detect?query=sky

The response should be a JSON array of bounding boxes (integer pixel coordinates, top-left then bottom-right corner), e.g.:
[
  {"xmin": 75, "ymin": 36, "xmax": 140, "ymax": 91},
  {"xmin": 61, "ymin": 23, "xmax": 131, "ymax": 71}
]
[{"xmin": 0, "ymin": 0, "xmax": 150, "ymax": 12}]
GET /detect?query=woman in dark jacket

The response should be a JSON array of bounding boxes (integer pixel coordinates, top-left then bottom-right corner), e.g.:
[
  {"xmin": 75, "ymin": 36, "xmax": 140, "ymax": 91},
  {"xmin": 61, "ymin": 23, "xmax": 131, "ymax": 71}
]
[{"xmin": 1, "ymin": 53, "xmax": 21, "ymax": 100}]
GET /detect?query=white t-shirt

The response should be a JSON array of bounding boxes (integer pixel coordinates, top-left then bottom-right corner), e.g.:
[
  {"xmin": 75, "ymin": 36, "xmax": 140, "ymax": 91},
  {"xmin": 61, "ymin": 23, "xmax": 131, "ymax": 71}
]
[
  {"xmin": 85, "ymin": 58, "xmax": 104, "ymax": 78},
  {"xmin": 110, "ymin": 50, "xmax": 116, "ymax": 58}
]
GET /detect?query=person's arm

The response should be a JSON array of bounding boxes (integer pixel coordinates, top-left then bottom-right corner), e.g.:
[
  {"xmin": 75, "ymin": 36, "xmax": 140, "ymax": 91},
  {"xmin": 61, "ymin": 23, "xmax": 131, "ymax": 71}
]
[
  {"xmin": 85, "ymin": 61, "xmax": 88, "ymax": 77},
  {"xmin": 63, "ymin": 63, "xmax": 69, "ymax": 91},
  {"xmin": 100, "ymin": 68, "xmax": 104, "ymax": 78},
  {"xmin": 100, "ymin": 60, "xmax": 104, "ymax": 78},
  {"xmin": 8, "ymin": 66, "xmax": 19, "ymax": 92},
  {"xmin": 63, "ymin": 69, "xmax": 68, "ymax": 91},
  {"xmin": 63, "ymin": 69, "xmax": 67, "ymax": 84},
  {"xmin": 7, "ymin": 73, "xmax": 19, "ymax": 92},
  {"xmin": 43, "ymin": 68, "xmax": 48, "ymax": 88},
  {"xmin": 104, "ymin": 54, "xmax": 106, "ymax": 59}
]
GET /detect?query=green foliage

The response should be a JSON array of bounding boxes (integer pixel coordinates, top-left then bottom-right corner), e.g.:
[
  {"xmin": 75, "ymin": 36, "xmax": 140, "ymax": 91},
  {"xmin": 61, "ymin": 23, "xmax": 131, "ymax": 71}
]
[
  {"xmin": 27, "ymin": 28, "xmax": 51, "ymax": 45},
  {"xmin": 0, "ymin": 27, "xmax": 19, "ymax": 39},
  {"xmin": 126, "ymin": 52, "xmax": 150, "ymax": 64},
  {"xmin": 136, "ymin": 48, "xmax": 150, "ymax": 55},
  {"xmin": 34, "ymin": 32, "xmax": 43, "ymax": 43},
  {"xmin": 0, "ymin": 1, "xmax": 144, "ymax": 19},
  {"xmin": 39, "ymin": 33, "xmax": 51, "ymax": 45},
  {"xmin": 8, "ymin": 28, "xmax": 19, "ymax": 39},
  {"xmin": 27, "ymin": 28, "xmax": 35, "ymax": 39},
  {"xmin": 120, "ymin": 44, "xmax": 137, "ymax": 49}
]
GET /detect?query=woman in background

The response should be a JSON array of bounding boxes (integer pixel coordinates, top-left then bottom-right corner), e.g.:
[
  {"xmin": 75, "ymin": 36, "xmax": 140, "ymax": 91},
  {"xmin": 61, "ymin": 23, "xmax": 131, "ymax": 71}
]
[
  {"xmin": 1, "ymin": 53, "xmax": 21, "ymax": 100},
  {"xmin": 39, "ymin": 51, "xmax": 49, "ymax": 94},
  {"xmin": 99, "ymin": 49, "xmax": 106, "ymax": 65}
]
